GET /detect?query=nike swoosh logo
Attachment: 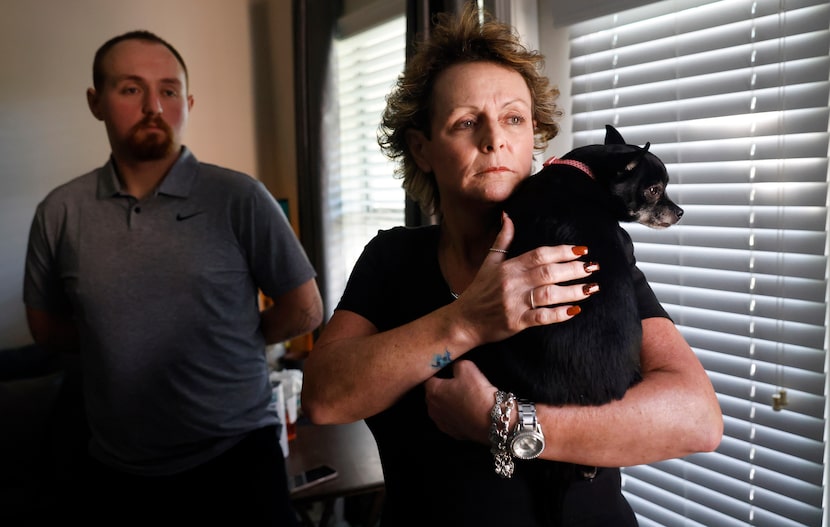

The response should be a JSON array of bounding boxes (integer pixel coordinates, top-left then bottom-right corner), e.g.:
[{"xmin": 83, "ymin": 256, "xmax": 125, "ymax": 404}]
[{"xmin": 176, "ymin": 211, "xmax": 205, "ymax": 221}]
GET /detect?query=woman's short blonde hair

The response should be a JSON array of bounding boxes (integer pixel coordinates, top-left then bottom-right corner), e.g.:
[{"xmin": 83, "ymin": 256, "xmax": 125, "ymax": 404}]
[{"xmin": 379, "ymin": 4, "xmax": 561, "ymax": 216}]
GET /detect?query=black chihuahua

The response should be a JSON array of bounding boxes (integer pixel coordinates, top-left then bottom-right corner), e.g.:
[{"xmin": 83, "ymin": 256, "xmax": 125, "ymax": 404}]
[{"xmin": 464, "ymin": 125, "xmax": 683, "ymax": 406}]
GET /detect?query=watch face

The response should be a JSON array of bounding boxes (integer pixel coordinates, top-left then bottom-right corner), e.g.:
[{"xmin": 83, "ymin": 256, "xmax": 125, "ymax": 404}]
[{"xmin": 511, "ymin": 431, "xmax": 545, "ymax": 460}]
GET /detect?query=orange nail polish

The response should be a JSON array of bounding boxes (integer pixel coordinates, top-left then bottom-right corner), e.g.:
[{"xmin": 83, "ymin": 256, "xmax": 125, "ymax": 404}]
[
  {"xmin": 582, "ymin": 283, "xmax": 599, "ymax": 296},
  {"xmin": 566, "ymin": 305, "xmax": 581, "ymax": 316},
  {"xmin": 583, "ymin": 261, "xmax": 599, "ymax": 273},
  {"xmin": 572, "ymin": 246, "xmax": 588, "ymax": 256}
]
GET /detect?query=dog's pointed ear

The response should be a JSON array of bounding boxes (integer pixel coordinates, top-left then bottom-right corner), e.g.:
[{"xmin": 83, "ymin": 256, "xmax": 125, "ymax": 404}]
[
  {"xmin": 622, "ymin": 142, "xmax": 652, "ymax": 171},
  {"xmin": 605, "ymin": 125, "xmax": 626, "ymax": 145},
  {"xmin": 621, "ymin": 145, "xmax": 651, "ymax": 173}
]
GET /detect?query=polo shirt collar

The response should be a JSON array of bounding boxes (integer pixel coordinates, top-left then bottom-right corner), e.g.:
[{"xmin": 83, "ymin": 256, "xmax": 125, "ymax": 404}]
[{"xmin": 96, "ymin": 146, "xmax": 199, "ymax": 199}]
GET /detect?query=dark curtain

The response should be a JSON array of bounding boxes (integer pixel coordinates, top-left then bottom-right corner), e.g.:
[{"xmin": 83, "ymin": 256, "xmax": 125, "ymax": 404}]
[{"xmin": 293, "ymin": 0, "xmax": 340, "ymax": 315}]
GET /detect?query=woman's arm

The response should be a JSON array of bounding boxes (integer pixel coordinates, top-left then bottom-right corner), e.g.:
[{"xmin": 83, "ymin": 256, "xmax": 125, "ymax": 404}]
[
  {"xmin": 302, "ymin": 304, "xmax": 483, "ymax": 424},
  {"xmin": 424, "ymin": 316, "xmax": 723, "ymax": 466},
  {"xmin": 544, "ymin": 316, "xmax": 722, "ymax": 465}
]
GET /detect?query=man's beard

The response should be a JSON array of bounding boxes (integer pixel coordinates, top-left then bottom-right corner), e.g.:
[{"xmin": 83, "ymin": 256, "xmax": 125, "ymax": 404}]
[{"xmin": 127, "ymin": 117, "xmax": 176, "ymax": 161}]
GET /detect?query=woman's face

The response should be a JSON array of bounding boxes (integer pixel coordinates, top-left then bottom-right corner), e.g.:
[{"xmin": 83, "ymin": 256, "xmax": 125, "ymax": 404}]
[{"xmin": 408, "ymin": 61, "xmax": 535, "ymax": 212}]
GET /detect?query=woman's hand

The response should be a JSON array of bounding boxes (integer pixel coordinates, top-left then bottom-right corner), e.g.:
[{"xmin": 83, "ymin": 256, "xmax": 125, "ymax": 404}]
[
  {"xmin": 451, "ymin": 213, "xmax": 598, "ymax": 347},
  {"xmin": 424, "ymin": 360, "xmax": 496, "ymax": 443}
]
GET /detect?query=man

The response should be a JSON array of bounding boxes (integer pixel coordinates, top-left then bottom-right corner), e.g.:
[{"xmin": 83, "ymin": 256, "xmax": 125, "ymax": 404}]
[{"xmin": 24, "ymin": 31, "xmax": 322, "ymax": 525}]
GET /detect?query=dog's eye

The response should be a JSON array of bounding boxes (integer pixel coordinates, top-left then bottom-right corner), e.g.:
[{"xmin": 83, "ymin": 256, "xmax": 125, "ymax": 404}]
[{"xmin": 645, "ymin": 185, "xmax": 663, "ymax": 200}]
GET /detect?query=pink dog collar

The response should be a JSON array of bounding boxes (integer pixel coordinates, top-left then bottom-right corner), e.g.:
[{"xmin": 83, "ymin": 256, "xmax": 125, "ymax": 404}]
[{"xmin": 543, "ymin": 157, "xmax": 594, "ymax": 180}]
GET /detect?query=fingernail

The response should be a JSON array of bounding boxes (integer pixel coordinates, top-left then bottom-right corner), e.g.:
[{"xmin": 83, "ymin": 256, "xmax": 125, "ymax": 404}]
[
  {"xmin": 583, "ymin": 261, "xmax": 599, "ymax": 273},
  {"xmin": 566, "ymin": 305, "xmax": 582, "ymax": 316},
  {"xmin": 572, "ymin": 246, "xmax": 588, "ymax": 256},
  {"xmin": 583, "ymin": 283, "xmax": 599, "ymax": 296}
]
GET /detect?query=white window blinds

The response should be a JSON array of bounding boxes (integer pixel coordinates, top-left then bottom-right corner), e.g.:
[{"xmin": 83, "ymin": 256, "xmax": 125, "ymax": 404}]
[
  {"xmin": 329, "ymin": 16, "xmax": 406, "ymax": 314},
  {"xmin": 568, "ymin": 1, "xmax": 829, "ymax": 526}
]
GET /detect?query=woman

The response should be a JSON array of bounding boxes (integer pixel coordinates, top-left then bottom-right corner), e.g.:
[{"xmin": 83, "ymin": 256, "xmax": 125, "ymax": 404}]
[{"xmin": 302, "ymin": 6, "xmax": 722, "ymax": 526}]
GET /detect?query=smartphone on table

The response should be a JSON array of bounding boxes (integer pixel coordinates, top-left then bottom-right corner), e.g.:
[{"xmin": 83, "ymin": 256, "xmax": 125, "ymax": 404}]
[{"xmin": 288, "ymin": 464, "xmax": 338, "ymax": 492}]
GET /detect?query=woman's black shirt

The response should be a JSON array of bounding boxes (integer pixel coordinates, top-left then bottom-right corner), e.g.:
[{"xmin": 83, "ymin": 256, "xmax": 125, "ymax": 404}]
[{"xmin": 336, "ymin": 225, "xmax": 667, "ymax": 526}]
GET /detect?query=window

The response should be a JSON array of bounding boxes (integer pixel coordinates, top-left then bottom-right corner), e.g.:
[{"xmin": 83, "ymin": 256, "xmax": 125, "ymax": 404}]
[
  {"xmin": 327, "ymin": 15, "xmax": 406, "ymax": 315},
  {"xmin": 569, "ymin": 0, "xmax": 828, "ymax": 525}
]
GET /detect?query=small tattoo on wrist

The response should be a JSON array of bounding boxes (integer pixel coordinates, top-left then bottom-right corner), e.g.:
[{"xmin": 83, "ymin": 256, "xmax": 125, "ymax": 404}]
[{"xmin": 431, "ymin": 349, "xmax": 452, "ymax": 368}]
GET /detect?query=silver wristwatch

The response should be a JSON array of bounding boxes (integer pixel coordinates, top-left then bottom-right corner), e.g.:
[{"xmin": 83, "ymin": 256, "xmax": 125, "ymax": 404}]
[{"xmin": 510, "ymin": 399, "xmax": 545, "ymax": 459}]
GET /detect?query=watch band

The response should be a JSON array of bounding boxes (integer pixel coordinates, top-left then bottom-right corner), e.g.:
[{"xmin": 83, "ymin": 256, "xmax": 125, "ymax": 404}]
[{"xmin": 517, "ymin": 400, "xmax": 537, "ymax": 429}]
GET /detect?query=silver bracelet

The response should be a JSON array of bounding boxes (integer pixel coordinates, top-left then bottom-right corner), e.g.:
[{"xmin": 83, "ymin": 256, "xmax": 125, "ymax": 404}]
[{"xmin": 489, "ymin": 390, "xmax": 515, "ymax": 478}]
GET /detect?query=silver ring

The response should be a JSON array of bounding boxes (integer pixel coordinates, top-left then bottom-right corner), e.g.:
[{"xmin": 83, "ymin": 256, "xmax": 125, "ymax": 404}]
[
  {"xmin": 489, "ymin": 248, "xmax": 508, "ymax": 254},
  {"xmin": 529, "ymin": 288, "xmax": 537, "ymax": 310}
]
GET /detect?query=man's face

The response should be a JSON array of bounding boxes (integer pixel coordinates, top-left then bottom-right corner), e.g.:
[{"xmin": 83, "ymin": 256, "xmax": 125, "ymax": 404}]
[{"xmin": 88, "ymin": 39, "xmax": 193, "ymax": 163}]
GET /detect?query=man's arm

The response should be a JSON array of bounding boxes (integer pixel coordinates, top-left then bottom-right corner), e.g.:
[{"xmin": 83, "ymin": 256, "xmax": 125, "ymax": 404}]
[
  {"xmin": 26, "ymin": 307, "xmax": 80, "ymax": 354},
  {"xmin": 260, "ymin": 278, "xmax": 323, "ymax": 345}
]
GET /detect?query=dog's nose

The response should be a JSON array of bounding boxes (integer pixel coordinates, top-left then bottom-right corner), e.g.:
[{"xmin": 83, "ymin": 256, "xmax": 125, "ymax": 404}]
[{"xmin": 675, "ymin": 207, "xmax": 684, "ymax": 220}]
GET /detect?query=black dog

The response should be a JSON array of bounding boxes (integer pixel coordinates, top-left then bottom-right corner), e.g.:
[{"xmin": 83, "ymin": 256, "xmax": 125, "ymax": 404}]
[{"xmin": 465, "ymin": 125, "xmax": 683, "ymax": 406}]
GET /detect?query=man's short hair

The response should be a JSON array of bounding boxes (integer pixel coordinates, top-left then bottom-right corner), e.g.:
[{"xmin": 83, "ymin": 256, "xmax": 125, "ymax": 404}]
[{"xmin": 92, "ymin": 30, "xmax": 189, "ymax": 91}]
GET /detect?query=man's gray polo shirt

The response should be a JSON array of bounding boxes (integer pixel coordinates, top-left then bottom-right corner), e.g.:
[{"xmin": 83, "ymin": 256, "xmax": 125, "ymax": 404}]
[{"xmin": 24, "ymin": 147, "xmax": 316, "ymax": 475}]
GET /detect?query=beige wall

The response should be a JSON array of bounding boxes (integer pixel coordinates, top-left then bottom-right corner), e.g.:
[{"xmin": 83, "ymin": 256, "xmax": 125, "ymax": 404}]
[{"xmin": 0, "ymin": 0, "xmax": 294, "ymax": 348}]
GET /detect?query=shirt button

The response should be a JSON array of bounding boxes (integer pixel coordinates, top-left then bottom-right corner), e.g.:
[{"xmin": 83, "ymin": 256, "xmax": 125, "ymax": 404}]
[{"xmin": 134, "ymin": 206, "xmax": 142, "ymax": 213}]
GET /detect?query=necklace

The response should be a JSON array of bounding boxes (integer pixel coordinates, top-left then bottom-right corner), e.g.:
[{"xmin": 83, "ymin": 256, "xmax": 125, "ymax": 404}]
[{"xmin": 450, "ymin": 290, "xmax": 460, "ymax": 299}]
